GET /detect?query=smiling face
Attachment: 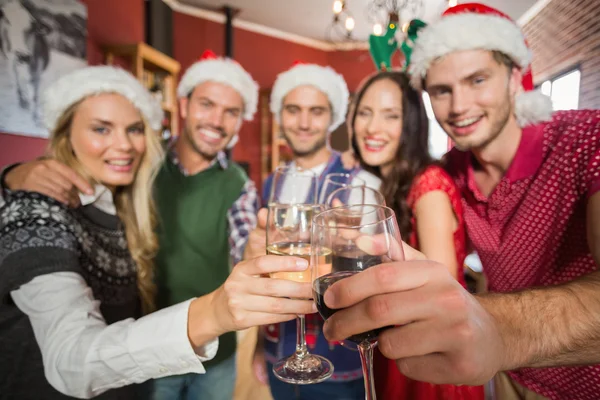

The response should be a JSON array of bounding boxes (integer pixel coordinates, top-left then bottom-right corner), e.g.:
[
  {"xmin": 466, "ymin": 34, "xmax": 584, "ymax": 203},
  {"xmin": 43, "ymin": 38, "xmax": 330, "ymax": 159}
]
[
  {"xmin": 179, "ymin": 81, "xmax": 244, "ymax": 159},
  {"xmin": 424, "ymin": 49, "xmax": 521, "ymax": 151},
  {"xmin": 279, "ymin": 85, "xmax": 332, "ymax": 157},
  {"xmin": 353, "ymin": 78, "xmax": 403, "ymax": 173},
  {"xmin": 68, "ymin": 93, "xmax": 146, "ymax": 189}
]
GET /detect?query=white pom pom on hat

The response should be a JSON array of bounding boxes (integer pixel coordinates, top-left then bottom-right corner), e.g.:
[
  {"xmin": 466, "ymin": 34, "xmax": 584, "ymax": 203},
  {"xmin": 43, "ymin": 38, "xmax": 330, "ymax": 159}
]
[
  {"xmin": 270, "ymin": 62, "xmax": 349, "ymax": 132},
  {"xmin": 409, "ymin": 2, "xmax": 553, "ymax": 126},
  {"xmin": 43, "ymin": 65, "xmax": 164, "ymax": 132}
]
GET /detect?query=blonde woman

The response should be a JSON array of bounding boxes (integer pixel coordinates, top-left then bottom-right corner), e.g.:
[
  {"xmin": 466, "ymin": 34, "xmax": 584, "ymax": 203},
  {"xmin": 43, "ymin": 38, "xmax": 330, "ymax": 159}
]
[{"xmin": 0, "ymin": 66, "xmax": 315, "ymax": 400}]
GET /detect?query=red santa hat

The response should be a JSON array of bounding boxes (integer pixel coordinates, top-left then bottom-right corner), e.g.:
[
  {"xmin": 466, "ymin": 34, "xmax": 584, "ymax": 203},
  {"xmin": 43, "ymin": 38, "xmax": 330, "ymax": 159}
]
[
  {"xmin": 177, "ymin": 50, "xmax": 259, "ymax": 122},
  {"xmin": 270, "ymin": 62, "xmax": 349, "ymax": 132},
  {"xmin": 43, "ymin": 66, "xmax": 163, "ymax": 132},
  {"xmin": 409, "ymin": 3, "xmax": 553, "ymax": 126}
]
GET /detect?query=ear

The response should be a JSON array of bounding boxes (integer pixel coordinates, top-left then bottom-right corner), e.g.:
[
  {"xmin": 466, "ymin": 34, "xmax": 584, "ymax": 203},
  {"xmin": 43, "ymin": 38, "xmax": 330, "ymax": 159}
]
[
  {"xmin": 179, "ymin": 97, "xmax": 188, "ymax": 120},
  {"xmin": 508, "ymin": 65, "xmax": 522, "ymax": 99}
]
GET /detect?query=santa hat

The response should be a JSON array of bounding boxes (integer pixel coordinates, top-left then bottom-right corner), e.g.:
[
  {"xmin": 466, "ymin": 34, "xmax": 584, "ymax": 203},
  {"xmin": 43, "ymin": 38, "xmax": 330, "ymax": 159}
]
[
  {"xmin": 43, "ymin": 66, "xmax": 163, "ymax": 132},
  {"xmin": 409, "ymin": 3, "xmax": 553, "ymax": 126},
  {"xmin": 177, "ymin": 50, "xmax": 259, "ymax": 121},
  {"xmin": 270, "ymin": 63, "xmax": 349, "ymax": 132}
]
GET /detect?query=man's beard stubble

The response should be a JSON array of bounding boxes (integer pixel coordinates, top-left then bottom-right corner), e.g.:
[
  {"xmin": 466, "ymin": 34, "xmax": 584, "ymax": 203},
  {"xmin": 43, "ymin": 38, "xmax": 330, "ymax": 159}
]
[
  {"xmin": 452, "ymin": 90, "xmax": 513, "ymax": 152},
  {"xmin": 183, "ymin": 124, "xmax": 227, "ymax": 160},
  {"xmin": 282, "ymin": 129, "xmax": 328, "ymax": 158}
]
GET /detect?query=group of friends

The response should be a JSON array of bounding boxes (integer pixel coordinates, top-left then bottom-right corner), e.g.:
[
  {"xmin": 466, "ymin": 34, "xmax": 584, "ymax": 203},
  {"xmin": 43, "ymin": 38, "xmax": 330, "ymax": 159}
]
[{"xmin": 0, "ymin": 3, "xmax": 599, "ymax": 400}]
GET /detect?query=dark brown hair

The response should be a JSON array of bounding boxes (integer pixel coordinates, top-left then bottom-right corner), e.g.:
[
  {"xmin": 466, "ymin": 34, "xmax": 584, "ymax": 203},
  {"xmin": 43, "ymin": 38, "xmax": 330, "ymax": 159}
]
[{"xmin": 350, "ymin": 71, "xmax": 432, "ymax": 240}]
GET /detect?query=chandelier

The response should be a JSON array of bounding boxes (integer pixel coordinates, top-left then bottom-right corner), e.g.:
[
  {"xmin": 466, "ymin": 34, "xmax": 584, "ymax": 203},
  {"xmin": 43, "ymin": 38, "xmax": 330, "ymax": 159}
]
[{"xmin": 327, "ymin": 0, "xmax": 458, "ymax": 42}]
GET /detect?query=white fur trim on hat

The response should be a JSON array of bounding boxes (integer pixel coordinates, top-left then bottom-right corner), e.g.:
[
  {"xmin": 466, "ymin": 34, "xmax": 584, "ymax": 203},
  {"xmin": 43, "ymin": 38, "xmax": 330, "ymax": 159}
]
[
  {"xmin": 409, "ymin": 13, "xmax": 531, "ymax": 89},
  {"xmin": 177, "ymin": 58, "xmax": 259, "ymax": 121},
  {"xmin": 270, "ymin": 64, "xmax": 349, "ymax": 132},
  {"xmin": 43, "ymin": 66, "xmax": 163, "ymax": 132}
]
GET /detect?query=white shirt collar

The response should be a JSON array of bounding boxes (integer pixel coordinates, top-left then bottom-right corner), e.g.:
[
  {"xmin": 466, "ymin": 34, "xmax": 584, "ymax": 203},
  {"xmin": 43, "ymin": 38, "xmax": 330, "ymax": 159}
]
[{"xmin": 79, "ymin": 185, "xmax": 116, "ymax": 215}]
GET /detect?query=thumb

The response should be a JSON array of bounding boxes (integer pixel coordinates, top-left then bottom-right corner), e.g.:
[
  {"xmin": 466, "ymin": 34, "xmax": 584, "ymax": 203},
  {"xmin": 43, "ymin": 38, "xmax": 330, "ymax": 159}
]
[
  {"xmin": 401, "ymin": 241, "xmax": 426, "ymax": 261},
  {"xmin": 331, "ymin": 198, "xmax": 344, "ymax": 208},
  {"xmin": 257, "ymin": 208, "xmax": 268, "ymax": 228}
]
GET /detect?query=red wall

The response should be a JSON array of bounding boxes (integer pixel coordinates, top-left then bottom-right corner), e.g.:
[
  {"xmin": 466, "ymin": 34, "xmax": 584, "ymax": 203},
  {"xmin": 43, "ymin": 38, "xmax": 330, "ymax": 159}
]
[{"xmin": 0, "ymin": 0, "xmax": 145, "ymax": 167}]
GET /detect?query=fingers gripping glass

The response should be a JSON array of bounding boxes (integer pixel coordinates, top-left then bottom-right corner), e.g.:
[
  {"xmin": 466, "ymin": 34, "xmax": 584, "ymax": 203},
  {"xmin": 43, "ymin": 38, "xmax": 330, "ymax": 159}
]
[
  {"xmin": 311, "ymin": 205, "xmax": 404, "ymax": 400},
  {"xmin": 266, "ymin": 166, "xmax": 334, "ymax": 384}
]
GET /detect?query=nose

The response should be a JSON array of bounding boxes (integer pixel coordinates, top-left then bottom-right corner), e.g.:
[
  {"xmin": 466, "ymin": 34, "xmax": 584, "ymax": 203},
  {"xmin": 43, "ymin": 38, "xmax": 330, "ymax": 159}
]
[
  {"xmin": 366, "ymin": 113, "xmax": 382, "ymax": 135},
  {"xmin": 208, "ymin": 107, "xmax": 225, "ymax": 129},
  {"xmin": 450, "ymin": 86, "xmax": 471, "ymax": 116},
  {"xmin": 113, "ymin": 129, "xmax": 134, "ymax": 151},
  {"xmin": 298, "ymin": 110, "xmax": 310, "ymax": 131}
]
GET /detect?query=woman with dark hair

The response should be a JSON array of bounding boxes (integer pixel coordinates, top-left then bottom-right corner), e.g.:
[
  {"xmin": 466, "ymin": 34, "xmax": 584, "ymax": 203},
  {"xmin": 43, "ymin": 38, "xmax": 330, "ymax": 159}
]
[{"xmin": 349, "ymin": 70, "xmax": 484, "ymax": 399}]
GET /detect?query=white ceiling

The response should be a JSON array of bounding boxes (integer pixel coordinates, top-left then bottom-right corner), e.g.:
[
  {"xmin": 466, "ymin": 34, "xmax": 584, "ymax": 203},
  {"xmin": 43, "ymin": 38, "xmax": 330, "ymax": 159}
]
[{"xmin": 177, "ymin": 0, "xmax": 539, "ymax": 43}]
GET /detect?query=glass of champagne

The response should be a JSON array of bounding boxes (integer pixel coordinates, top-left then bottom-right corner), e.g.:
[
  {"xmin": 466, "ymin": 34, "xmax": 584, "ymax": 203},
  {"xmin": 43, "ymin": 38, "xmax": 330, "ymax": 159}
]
[
  {"xmin": 326, "ymin": 186, "xmax": 386, "ymax": 208},
  {"xmin": 318, "ymin": 173, "xmax": 366, "ymax": 204},
  {"xmin": 311, "ymin": 205, "xmax": 404, "ymax": 399},
  {"xmin": 266, "ymin": 166, "xmax": 334, "ymax": 384}
]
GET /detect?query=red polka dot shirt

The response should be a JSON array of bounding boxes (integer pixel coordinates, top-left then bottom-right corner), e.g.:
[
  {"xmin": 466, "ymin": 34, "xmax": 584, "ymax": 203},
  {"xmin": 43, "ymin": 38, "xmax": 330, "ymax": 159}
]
[{"xmin": 445, "ymin": 110, "xmax": 600, "ymax": 399}]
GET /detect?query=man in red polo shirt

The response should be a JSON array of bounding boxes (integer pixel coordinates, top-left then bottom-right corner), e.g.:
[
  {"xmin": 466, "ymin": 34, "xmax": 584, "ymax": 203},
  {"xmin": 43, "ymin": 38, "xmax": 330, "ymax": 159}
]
[{"xmin": 322, "ymin": 4, "xmax": 600, "ymax": 400}]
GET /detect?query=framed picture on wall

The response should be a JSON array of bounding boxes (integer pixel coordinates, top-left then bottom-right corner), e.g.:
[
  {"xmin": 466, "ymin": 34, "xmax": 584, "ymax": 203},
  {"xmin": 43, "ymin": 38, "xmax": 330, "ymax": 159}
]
[{"xmin": 0, "ymin": 0, "xmax": 87, "ymax": 138}]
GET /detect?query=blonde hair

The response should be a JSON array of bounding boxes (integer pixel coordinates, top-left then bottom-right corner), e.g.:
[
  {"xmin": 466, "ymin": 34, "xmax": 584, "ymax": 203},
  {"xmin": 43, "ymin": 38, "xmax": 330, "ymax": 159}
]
[{"xmin": 49, "ymin": 98, "xmax": 164, "ymax": 314}]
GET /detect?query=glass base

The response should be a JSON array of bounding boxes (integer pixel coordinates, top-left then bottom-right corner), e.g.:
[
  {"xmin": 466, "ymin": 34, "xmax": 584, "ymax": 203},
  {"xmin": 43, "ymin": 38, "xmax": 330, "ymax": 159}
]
[{"xmin": 272, "ymin": 353, "xmax": 334, "ymax": 385}]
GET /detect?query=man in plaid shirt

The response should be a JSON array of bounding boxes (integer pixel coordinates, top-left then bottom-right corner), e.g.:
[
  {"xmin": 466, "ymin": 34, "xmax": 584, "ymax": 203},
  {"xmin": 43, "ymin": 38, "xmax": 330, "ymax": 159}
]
[{"xmin": 246, "ymin": 63, "xmax": 380, "ymax": 400}]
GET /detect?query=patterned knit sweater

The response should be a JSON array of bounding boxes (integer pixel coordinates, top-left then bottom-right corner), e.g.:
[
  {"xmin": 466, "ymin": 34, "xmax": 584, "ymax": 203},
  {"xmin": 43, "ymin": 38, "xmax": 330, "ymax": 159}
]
[{"xmin": 0, "ymin": 191, "xmax": 141, "ymax": 400}]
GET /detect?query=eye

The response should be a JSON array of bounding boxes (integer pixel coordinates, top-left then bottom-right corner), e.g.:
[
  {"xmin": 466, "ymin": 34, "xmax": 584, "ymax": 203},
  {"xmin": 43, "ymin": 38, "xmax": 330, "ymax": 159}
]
[
  {"xmin": 312, "ymin": 109, "xmax": 325, "ymax": 116},
  {"xmin": 430, "ymin": 87, "xmax": 450, "ymax": 98},
  {"xmin": 357, "ymin": 110, "xmax": 370, "ymax": 117},
  {"xmin": 386, "ymin": 114, "xmax": 401, "ymax": 120},
  {"xmin": 226, "ymin": 109, "xmax": 240, "ymax": 118},
  {"xmin": 128, "ymin": 125, "xmax": 145, "ymax": 135},
  {"xmin": 92, "ymin": 126, "xmax": 108, "ymax": 134},
  {"xmin": 472, "ymin": 76, "xmax": 486, "ymax": 85}
]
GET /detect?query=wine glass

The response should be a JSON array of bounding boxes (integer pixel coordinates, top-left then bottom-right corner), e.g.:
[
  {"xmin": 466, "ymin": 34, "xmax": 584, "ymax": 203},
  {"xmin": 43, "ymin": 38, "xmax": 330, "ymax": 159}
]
[
  {"xmin": 266, "ymin": 166, "xmax": 334, "ymax": 384},
  {"xmin": 318, "ymin": 173, "xmax": 366, "ymax": 204},
  {"xmin": 326, "ymin": 186, "xmax": 386, "ymax": 208},
  {"xmin": 311, "ymin": 205, "xmax": 404, "ymax": 399}
]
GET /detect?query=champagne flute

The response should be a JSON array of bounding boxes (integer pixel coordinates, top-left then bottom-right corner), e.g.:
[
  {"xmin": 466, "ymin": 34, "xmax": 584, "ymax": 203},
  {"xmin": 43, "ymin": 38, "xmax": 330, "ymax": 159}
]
[
  {"xmin": 311, "ymin": 205, "xmax": 404, "ymax": 399},
  {"xmin": 266, "ymin": 166, "xmax": 334, "ymax": 384},
  {"xmin": 326, "ymin": 186, "xmax": 386, "ymax": 208},
  {"xmin": 318, "ymin": 173, "xmax": 366, "ymax": 204}
]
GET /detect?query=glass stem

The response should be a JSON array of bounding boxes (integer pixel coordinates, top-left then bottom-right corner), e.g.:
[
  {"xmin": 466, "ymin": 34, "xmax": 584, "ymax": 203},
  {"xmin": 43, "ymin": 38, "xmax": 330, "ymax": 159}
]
[
  {"xmin": 295, "ymin": 314, "xmax": 308, "ymax": 359},
  {"xmin": 358, "ymin": 341, "xmax": 377, "ymax": 400}
]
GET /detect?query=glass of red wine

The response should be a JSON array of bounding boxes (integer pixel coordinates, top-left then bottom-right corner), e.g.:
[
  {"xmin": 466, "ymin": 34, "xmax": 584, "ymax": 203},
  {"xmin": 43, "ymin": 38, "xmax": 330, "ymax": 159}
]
[
  {"xmin": 311, "ymin": 205, "xmax": 404, "ymax": 400},
  {"xmin": 267, "ymin": 165, "xmax": 334, "ymax": 384}
]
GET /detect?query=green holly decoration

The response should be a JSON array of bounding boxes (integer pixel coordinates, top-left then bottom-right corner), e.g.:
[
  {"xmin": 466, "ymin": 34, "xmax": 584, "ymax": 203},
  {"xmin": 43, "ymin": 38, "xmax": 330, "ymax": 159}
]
[
  {"xmin": 368, "ymin": 21, "xmax": 399, "ymax": 71},
  {"xmin": 400, "ymin": 19, "xmax": 427, "ymax": 71}
]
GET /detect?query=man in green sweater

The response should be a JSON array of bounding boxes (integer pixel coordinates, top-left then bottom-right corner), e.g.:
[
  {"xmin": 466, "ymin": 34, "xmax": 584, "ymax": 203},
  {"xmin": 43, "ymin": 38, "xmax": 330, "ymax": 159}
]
[{"xmin": 2, "ymin": 51, "xmax": 261, "ymax": 400}]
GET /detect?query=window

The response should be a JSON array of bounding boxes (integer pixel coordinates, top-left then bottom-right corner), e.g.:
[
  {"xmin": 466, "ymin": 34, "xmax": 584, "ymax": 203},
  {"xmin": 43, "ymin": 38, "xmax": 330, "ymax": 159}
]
[
  {"xmin": 422, "ymin": 92, "xmax": 449, "ymax": 159},
  {"xmin": 539, "ymin": 69, "xmax": 581, "ymax": 111}
]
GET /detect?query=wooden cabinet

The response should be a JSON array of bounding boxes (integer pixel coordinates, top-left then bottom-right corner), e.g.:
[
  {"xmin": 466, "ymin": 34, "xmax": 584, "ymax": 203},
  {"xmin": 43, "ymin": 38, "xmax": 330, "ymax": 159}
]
[{"xmin": 103, "ymin": 43, "xmax": 181, "ymax": 137}]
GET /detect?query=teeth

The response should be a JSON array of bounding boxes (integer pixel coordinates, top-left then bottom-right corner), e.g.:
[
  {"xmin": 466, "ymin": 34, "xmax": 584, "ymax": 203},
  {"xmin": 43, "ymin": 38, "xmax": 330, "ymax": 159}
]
[
  {"xmin": 107, "ymin": 160, "xmax": 131, "ymax": 166},
  {"xmin": 201, "ymin": 129, "xmax": 222, "ymax": 140},
  {"xmin": 454, "ymin": 117, "xmax": 481, "ymax": 127},
  {"xmin": 365, "ymin": 139, "xmax": 385, "ymax": 148}
]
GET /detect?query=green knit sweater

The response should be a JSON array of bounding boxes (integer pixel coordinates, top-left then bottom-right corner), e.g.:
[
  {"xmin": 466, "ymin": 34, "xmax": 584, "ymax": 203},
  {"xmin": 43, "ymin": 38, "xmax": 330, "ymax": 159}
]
[{"xmin": 154, "ymin": 158, "xmax": 247, "ymax": 367}]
